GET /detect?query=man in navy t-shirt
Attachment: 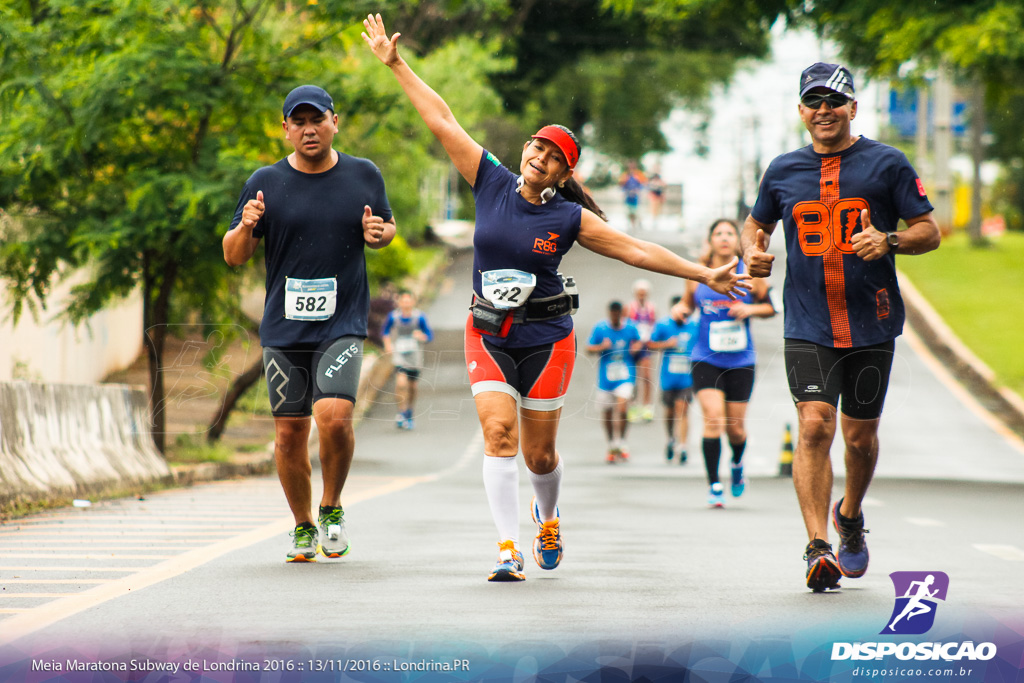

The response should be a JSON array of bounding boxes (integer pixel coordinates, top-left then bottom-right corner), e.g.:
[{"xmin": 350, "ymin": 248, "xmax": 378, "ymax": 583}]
[
  {"xmin": 223, "ymin": 84, "xmax": 396, "ymax": 563},
  {"xmin": 741, "ymin": 63, "xmax": 940, "ymax": 592}
]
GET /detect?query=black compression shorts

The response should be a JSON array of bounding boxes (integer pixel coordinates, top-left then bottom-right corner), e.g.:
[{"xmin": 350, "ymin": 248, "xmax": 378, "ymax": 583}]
[{"xmin": 784, "ymin": 338, "xmax": 895, "ymax": 419}]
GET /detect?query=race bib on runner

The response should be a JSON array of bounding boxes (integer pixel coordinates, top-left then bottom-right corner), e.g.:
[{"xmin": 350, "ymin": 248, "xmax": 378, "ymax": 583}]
[
  {"xmin": 667, "ymin": 355, "xmax": 691, "ymax": 375},
  {"xmin": 481, "ymin": 269, "xmax": 536, "ymax": 310},
  {"xmin": 708, "ymin": 320, "xmax": 747, "ymax": 352},
  {"xmin": 284, "ymin": 277, "xmax": 337, "ymax": 321},
  {"xmin": 606, "ymin": 361, "xmax": 630, "ymax": 383},
  {"xmin": 393, "ymin": 337, "xmax": 418, "ymax": 354}
]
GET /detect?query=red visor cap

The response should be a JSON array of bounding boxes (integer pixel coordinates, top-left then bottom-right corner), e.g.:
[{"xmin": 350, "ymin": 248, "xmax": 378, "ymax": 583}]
[{"xmin": 531, "ymin": 125, "xmax": 579, "ymax": 169}]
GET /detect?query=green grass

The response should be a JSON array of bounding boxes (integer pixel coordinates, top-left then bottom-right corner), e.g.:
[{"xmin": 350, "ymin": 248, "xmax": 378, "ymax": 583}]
[
  {"xmin": 168, "ymin": 433, "xmax": 234, "ymax": 465},
  {"xmin": 897, "ymin": 231, "xmax": 1024, "ymax": 396},
  {"xmin": 407, "ymin": 244, "xmax": 446, "ymax": 277}
]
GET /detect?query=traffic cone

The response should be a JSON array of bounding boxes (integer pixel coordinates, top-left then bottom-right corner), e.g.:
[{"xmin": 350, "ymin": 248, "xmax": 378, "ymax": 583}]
[{"xmin": 778, "ymin": 422, "xmax": 794, "ymax": 477}]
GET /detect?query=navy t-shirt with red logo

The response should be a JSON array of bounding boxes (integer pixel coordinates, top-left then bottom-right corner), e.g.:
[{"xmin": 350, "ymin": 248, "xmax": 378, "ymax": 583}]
[
  {"xmin": 751, "ymin": 137, "xmax": 933, "ymax": 349},
  {"xmin": 471, "ymin": 149, "xmax": 583, "ymax": 348}
]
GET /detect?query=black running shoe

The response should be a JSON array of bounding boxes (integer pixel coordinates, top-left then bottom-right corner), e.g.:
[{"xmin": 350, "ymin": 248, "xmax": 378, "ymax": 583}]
[{"xmin": 803, "ymin": 539, "xmax": 842, "ymax": 592}]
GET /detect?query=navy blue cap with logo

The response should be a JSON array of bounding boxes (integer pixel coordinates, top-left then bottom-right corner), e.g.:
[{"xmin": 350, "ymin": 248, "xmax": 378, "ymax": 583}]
[
  {"xmin": 799, "ymin": 62, "xmax": 855, "ymax": 99},
  {"xmin": 282, "ymin": 85, "xmax": 335, "ymax": 119}
]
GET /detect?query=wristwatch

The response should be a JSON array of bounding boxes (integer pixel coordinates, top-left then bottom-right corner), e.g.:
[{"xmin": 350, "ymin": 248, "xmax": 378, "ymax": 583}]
[{"xmin": 886, "ymin": 232, "xmax": 899, "ymax": 252}]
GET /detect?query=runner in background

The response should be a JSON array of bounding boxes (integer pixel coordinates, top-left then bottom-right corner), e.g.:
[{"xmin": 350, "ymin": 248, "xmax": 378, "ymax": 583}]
[
  {"xmin": 686, "ymin": 218, "xmax": 775, "ymax": 508},
  {"xmin": 382, "ymin": 290, "xmax": 434, "ymax": 430},
  {"xmin": 619, "ymin": 160, "xmax": 648, "ymax": 233},
  {"xmin": 587, "ymin": 301, "xmax": 643, "ymax": 463},
  {"xmin": 648, "ymin": 296, "xmax": 698, "ymax": 464},
  {"xmin": 648, "ymin": 172, "xmax": 666, "ymax": 224},
  {"xmin": 625, "ymin": 279, "xmax": 658, "ymax": 423}
]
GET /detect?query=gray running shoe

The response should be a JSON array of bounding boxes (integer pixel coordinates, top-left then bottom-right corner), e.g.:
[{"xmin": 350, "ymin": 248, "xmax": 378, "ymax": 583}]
[
  {"xmin": 317, "ymin": 506, "xmax": 351, "ymax": 558},
  {"xmin": 287, "ymin": 524, "xmax": 318, "ymax": 563}
]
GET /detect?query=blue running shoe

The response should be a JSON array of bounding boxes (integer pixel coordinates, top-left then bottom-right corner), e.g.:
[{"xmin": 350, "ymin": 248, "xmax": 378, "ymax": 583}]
[
  {"xmin": 395, "ymin": 412, "xmax": 406, "ymax": 429},
  {"xmin": 730, "ymin": 464, "xmax": 746, "ymax": 497},
  {"xmin": 707, "ymin": 482, "xmax": 725, "ymax": 508},
  {"xmin": 530, "ymin": 497, "xmax": 563, "ymax": 570},
  {"xmin": 666, "ymin": 440, "xmax": 675, "ymax": 462},
  {"xmin": 804, "ymin": 539, "xmax": 842, "ymax": 592},
  {"xmin": 832, "ymin": 500, "xmax": 870, "ymax": 578},
  {"xmin": 487, "ymin": 540, "xmax": 525, "ymax": 582}
]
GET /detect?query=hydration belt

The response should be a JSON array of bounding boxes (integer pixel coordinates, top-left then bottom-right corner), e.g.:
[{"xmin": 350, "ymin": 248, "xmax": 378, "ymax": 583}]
[{"xmin": 469, "ymin": 291, "xmax": 578, "ymax": 338}]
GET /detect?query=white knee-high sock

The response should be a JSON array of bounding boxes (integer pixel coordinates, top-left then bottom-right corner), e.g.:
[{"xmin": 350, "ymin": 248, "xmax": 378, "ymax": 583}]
[
  {"xmin": 528, "ymin": 456, "xmax": 563, "ymax": 522},
  {"xmin": 482, "ymin": 455, "xmax": 519, "ymax": 544}
]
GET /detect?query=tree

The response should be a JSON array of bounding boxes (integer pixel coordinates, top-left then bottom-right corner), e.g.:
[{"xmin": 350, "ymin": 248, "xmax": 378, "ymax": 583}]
[
  {"xmin": 783, "ymin": 0, "xmax": 1024, "ymax": 241},
  {"xmin": 0, "ymin": 1, "xmax": 519, "ymax": 451},
  {"xmin": 0, "ymin": 1, "xmax": 401, "ymax": 452}
]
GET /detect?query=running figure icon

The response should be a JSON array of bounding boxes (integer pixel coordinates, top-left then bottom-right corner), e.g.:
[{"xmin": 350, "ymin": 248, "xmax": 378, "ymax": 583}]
[{"xmin": 888, "ymin": 574, "xmax": 939, "ymax": 631}]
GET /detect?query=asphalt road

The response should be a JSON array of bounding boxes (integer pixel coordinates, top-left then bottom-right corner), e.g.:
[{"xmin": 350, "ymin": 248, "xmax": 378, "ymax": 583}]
[{"xmin": 1, "ymin": 227, "xmax": 1022, "ymax": 679}]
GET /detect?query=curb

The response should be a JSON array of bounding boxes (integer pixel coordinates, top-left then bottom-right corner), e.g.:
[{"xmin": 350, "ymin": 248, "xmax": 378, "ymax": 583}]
[{"xmin": 898, "ymin": 270, "xmax": 1024, "ymax": 438}]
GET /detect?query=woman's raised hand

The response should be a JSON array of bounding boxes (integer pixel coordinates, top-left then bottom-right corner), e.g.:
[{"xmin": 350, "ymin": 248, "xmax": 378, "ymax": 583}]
[
  {"xmin": 361, "ymin": 13, "xmax": 401, "ymax": 67},
  {"xmin": 707, "ymin": 257, "xmax": 753, "ymax": 300}
]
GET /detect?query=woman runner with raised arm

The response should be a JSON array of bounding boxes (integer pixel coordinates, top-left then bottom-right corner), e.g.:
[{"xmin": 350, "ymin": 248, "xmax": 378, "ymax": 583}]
[{"xmin": 363, "ymin": 14, "xmax": 751, "ymax": 582}]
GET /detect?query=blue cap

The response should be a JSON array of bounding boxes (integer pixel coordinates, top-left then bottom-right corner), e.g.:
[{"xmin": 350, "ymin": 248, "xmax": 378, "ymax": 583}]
[
  {"xmin": 799, "ymin": 63, "xmax": 855, "ymax": 99},
  {"xmin": 282, "ymin": 85, "xmax": 335, "ymax": 118}
]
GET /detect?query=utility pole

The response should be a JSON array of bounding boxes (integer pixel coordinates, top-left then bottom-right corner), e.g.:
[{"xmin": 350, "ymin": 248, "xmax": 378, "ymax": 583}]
[
  {"xmin": 932, "ymin": 64, "xmax": 954, "ymax": 235},
  {"xmin": 915, "ymin": 84, "xmax": 930, "ymax": 178},
  {"xmin": 967, "ymin": 73, "xmax": 986, "ymax": 246}
]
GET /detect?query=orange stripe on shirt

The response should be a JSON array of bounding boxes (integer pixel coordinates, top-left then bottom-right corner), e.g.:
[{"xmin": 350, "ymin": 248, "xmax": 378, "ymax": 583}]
[{"xmin": 819, "ymin": 157, "xmax": 852, "ymax": 348}]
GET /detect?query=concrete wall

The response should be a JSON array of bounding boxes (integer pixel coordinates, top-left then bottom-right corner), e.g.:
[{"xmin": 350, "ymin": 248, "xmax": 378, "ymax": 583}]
[
  {"xmin": 0, "ymin": 381, "xmax": 169, "ymax": 507},
  {"xmin": 0, "ymin": 270, "xmax": 143, "ymax": 384}
]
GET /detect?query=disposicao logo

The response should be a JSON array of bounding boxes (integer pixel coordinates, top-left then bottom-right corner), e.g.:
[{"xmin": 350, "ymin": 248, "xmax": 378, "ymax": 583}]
[
  {"xmin": 882, "ymin": 571, "xmax": 948, "ymax": 635},
  {"xmin": 831, "ymin": 571, "xmax": 997, "ymax": 663}
]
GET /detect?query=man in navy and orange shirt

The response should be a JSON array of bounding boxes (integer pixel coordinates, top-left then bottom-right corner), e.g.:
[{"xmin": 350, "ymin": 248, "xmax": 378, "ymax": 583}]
[{"xmin": 742, "ymin": 63, "xmax": 941, "ymax": 592}]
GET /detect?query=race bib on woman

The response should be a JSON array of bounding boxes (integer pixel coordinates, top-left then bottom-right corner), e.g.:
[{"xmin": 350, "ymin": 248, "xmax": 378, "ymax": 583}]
[
  {"xmin": 481, "ymin": 269, "xmax": 536, "ymax": 310},
  {"xmin": 708, "ymin": 320, "xmax": 747, "ymax": 353},
  {"xmin": 284, "ymin": 277, "xmax": 337, "ymax": 321}
]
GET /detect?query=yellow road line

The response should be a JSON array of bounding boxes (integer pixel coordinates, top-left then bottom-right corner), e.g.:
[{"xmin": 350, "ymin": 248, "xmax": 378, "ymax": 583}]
[
  {"xmin": 0, "ymin": 579, "xmax": 109, "ymax": 584},
  {"xmin": 0, "ymin": 545, "xmax": 193, "ymax": 551},
  {"xmin": 4, "ymin": 528, "xmax": 249, "ymax": 532},
  {"xmin": 12, "ymin": 515, "xmax": 283, "ymax": 524},
  {"xmin": 0, "ymin": 566, "xmax": 142, "ymax": 573},
  {"xmin": 0, "ymin": 530, "xmax": 235, "ymax": 538},
  {"xmin": 0, "ymin": 475, "xmax": 432, "ymax": 647},
  {"xmin": 0, "ymin": 539, "xmax": 209, "ymax": 545},
  {"xmin": 1, "ymin": 553, "xmax": 174, "ymax": 560},
  {"xmin": 0, "ymin": 609, "xmax": 31, "ymax": 614}
]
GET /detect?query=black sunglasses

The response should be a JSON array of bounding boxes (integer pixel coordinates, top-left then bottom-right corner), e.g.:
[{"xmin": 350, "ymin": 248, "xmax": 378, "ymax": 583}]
[{"xmin": 801, "ymin": 92, "xmax": 852, "ymax": 109}]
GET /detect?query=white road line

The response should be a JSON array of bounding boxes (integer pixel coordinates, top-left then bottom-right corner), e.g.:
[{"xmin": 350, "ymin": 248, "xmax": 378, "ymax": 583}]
[
  {"xmin": 905, "ymin": 517, "xmax": 946, "ymax": 527},
  {"xmin": 973, "ymin": 544, "xmax": 1024, "ymax": 561},
  {"xmin": 861, "ymin": 496, "xmax": 885, "ymax": 508},
  {"xmin": 0, "ymin": 454, "xmax": 476, "ymax": 647}
]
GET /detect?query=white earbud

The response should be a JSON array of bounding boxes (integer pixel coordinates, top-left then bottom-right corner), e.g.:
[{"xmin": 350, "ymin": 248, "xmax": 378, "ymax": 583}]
[{"xmin": 516, "ymin": 176, "xmax": 556, "ymax": 204}]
